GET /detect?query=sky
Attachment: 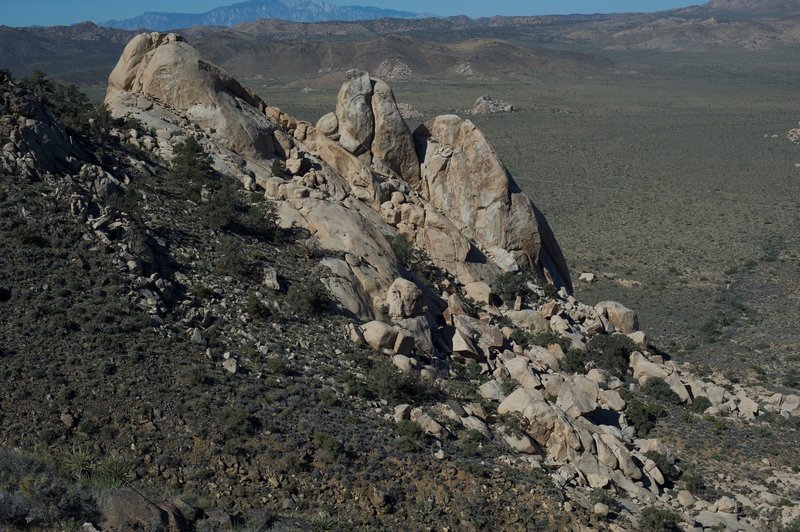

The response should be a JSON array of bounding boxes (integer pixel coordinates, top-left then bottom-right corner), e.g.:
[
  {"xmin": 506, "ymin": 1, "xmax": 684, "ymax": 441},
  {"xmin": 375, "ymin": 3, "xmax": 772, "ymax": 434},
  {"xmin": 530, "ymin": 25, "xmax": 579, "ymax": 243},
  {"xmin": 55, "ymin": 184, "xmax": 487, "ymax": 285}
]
[{"xmin": 1, "ymin": 0, "xmax": 700, "ymax": 27}]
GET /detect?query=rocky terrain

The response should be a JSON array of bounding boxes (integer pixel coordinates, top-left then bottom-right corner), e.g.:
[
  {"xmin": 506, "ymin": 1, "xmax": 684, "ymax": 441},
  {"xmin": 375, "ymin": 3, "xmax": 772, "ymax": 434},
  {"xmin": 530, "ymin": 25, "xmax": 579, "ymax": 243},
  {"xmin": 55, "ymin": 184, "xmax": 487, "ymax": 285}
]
[{"xmin": 1, "ymin": 30, "xmax": 799, "ymax": 531}]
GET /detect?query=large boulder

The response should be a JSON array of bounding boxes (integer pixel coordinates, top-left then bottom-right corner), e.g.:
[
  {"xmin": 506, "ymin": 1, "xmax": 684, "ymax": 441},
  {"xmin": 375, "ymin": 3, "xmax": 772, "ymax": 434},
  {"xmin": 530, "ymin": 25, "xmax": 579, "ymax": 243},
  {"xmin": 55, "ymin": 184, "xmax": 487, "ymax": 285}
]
[
  {"xmin": 335, "ymin": 69, "xmax": 375, "ymax": 156},
  {"xmin": 105, "ymin": 32, "xmax": 276, "ymax": 161},
  {"xmin": 413, "ymin": 115, "xmax": 571, "ymax": 291},
  {"xmin": 595, "ymin": 301, "xmax": 639, "ymax": 334},
  {"xmin": 370, "ymin": 79, "xmax": 421, "ymax": 184}
]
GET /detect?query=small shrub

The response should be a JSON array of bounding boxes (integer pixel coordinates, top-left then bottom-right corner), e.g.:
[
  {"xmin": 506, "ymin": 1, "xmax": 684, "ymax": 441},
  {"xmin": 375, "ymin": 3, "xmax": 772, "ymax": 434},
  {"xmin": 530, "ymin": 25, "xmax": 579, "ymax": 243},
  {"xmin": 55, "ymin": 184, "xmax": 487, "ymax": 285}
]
[
  {"xmin": 682, "ymin": 471, "xmax": 714, "ymax": 499},
  {"xmin": 626, "ymin": 399, "xmax": 666, "ymax": 436},
  {"xmin": 169, "ymin": 137, "xmax": 213, "ymax": 182},
  {"xmin": 265, "ymin": 357, "xmax": 289, "ymax": 375},
  {"xmin": 492, "ymin": 272, "xmax": 531, "ymax": 305},
  {"xmin": 542, "ymin": 283, "xmax": 559, "ymax": 299},
  {"xmin": 560, "ymin": 349, "xmax": 590, "ymax": 374},
  {"xmin": 61, "ymin": 447, "xmax": 96, "ymax": 481},
  {"xmin": 459, "ymin": 429, "xmax": 488, "ymax": 458},
  {"xmin": 586, "ymin": 334, "xmax": 637, "ymax": 377},
  {"xmin": 309, "ymin": 511, "xmax": 336, "ymax": 531},
  {"xmin": 286, "ymin": 280, "xmax": 329, "ymax": 315},
  {"xmin": 395, "ymin": 420, "xmax": 426, "ymax": 453},
  {"xmin": 387, "ymin": 233, "xmax": 413, "ymax": 266},
  {"xmin": 690, "ymin": 396, "xmax": 712, "ymax": 413},
  {"xmin": 511, "ymin": 329, "xmax": 570, "ymax": 352},
  {"xmin": 366, "ymin": 361, "xmax": 439, "ymax": 405},
  {"xmin": 217, "ymin": 405, "xmax": 258, "ymax": 438},
  {"xmin": 245, "ymin": 294, "xmax": 272, "ymax": 322},
  {"xmin": 639, "ymin": 506, "xmax": 681, "ymax": 532},
  {"xmin": 386, "ymin": 233, "xmax": 442, "ymax": 287},
  {"xmin": 313, "ymin": 433, "xmax": 345, "ymax": 463},
  {"xmin": 271, "ymin": 159, "xmax": 287, "ymax": 177},
  {"xmin": 642, "ymin": 378, "xmax": 683, "ymax": 405},
  {"xmin": 92, "ymin": 455, "xmax": 135, "ymax": 489}
]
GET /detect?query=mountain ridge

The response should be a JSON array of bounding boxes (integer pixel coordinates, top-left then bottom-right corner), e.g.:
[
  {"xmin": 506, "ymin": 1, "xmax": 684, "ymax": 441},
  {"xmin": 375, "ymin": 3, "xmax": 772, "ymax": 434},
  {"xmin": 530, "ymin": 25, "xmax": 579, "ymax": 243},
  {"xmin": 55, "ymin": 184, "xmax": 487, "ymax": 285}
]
[{"xmin": 102, "ymin": 0, "xmax": 421, "ymax": 31}]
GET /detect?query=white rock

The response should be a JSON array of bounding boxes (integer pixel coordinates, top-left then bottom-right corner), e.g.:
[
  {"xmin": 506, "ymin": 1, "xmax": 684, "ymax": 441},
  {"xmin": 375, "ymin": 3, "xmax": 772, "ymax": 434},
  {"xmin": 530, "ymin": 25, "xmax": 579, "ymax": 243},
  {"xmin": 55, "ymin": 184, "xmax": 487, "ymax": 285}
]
[
  {"xmin": 361, "ymin": 321, "xmax": 398, "ymax": 351},
  {"xmin": 595, "ymin": 301, "xmax": 639, "ymax": 333},
  {"xmin": 678, "ymin": 490, "xmax": 696, "ymax": 507},
  {"xmin": 464, "ymin": 281, "xmax": 493, "ymax": 304},
  {"xmin": 223, "ymin": 358, "xmax": 238, "ymax": 374}
]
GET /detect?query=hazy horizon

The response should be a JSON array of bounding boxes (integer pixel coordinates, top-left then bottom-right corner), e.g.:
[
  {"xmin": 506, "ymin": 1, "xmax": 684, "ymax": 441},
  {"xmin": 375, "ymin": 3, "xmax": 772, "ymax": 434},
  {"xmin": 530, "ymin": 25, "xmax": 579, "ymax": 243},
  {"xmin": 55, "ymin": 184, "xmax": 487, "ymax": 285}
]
[{"xmin": 2, "ymin": 0, "xmax": 700, "ymax": 28}]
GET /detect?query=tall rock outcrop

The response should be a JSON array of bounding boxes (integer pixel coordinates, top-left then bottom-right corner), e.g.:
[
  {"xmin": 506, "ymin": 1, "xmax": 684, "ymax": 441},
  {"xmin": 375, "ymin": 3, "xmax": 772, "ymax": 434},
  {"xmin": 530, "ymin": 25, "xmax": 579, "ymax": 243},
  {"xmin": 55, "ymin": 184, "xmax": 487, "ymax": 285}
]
[
  {"xmin": 105, "ymin": 34, "xmax": 571, "ymax": 327},
  {"xmin": 413, "ymin": 116, "xmax": 571, "ymax": 290},
  {"xmin": 105, "ymin": 32, "xmax": 277, "ymax": 162}
]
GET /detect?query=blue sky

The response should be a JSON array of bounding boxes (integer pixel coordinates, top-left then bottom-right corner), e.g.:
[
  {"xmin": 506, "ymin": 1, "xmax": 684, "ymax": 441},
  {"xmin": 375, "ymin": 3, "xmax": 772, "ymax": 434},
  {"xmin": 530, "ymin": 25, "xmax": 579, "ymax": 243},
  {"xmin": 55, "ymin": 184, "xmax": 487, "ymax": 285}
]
[{"xmin": 1, "ymin": 1, "xmax": 700, "ymax": 27}]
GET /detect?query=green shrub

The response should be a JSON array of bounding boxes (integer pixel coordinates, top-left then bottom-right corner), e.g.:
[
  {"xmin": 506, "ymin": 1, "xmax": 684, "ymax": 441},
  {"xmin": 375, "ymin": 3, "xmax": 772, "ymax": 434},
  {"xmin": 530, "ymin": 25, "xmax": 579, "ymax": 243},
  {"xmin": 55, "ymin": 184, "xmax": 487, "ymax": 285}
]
[
  {"xmin": 682, "ymin": 472, "xmax": 715, "ymax": 499},
  {"xmin": 366, "ymin": 361, "xmax": 439, "ymax": 405},
  {"xmin": 642, "ymin": 378, "xmax": 683, "ymax": 404},
  {"xmin": 265, "ymin": 357, "xmax": 290, "ymax": 375},
  {"xmin": 585, "ymin": 334, "xmax": 636, "ymax": 377},
  {"xmin": 639, "ymin": 506, "xmax": 681, "ymax": 532},
  {"xmin": 690, "ymin": 396, "xmax": 712, "ymax": 413},
  {"xmin": 393, "ymin": 419, "xmax": 427, "ymax": 453},
  {"xmin": 387, "ymin": 233, "xmax": 442, "ymax": 287},
  {"xmin": 560, "ymin": 349, "xmax": 590, "ymax": 374},
  {"xmin": 388, "ymin": 233, "xmax": 413, "ymax": 264},
  {"xmin": 216, "ymin": 405, "xmax": 259, "ymax": 438},
  {"xmin": 0, "ymin": 450, "xmax": 99, "ymax": 527},
  {"xmin": 511, "ymin": 329, "xmax": 570, "ymax": 352},
  {"xmin": 626, "ymin": 399, "xmax": 666, "ymax": 436},
  {"xmin": 61, "ymin": 447, "xmax": 96, "ymax": 481},
  {"xmin": 492, "ymin": 272, "xmax": 531, "ymax": 305},
  {"xmin": 313, "ymin": 433, "xmax": 345, "ymax": 463},
  {"xmin": 169, "ymin": 137, "xmax": 213, "ymax": 183},
  {"xmin": 286, "ymin": 280, "xmax": 329, "ymax": 316},
  {"xmin": 459, "ymin": 429, "xmax": 489, "ymax": 458},
  {"xmin": 309, "ymin": 511, "xmax": 336, "ymax": 531},
  {"xmin": 271, "ymin": 159, "xmax": 287, "ymax": 177},
  {"xmin": 542, "ymin": 283, "xmax": 559, "ymax": 299},
  {"xmin": 92, "ymin": 455, "xmax": 135, "ymax": 489},
  {"xmin": 245, "ymin": 294, "xmax": 272, "ymax": 322}
]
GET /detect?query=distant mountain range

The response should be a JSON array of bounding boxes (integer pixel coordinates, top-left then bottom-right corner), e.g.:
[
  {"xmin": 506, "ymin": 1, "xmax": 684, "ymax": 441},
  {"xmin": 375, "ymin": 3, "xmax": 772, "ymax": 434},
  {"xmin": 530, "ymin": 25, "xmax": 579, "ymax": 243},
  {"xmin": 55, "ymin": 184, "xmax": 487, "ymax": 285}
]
[
  {"xmin": 102, "ymin": 0, "xmax": 420, "ymax": 31},
  {"xmin": 705, "ymin": 0, "xmax": 800, "ymax": 10}
]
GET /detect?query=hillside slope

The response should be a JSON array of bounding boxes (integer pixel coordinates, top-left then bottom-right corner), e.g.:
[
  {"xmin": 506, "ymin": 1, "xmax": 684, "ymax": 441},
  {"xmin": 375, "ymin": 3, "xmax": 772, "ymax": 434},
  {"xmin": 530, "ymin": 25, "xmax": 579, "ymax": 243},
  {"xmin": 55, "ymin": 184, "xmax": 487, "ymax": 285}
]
[{"xmin": 1, "ymin": 34, "xmax": 799, "ymax": 531}]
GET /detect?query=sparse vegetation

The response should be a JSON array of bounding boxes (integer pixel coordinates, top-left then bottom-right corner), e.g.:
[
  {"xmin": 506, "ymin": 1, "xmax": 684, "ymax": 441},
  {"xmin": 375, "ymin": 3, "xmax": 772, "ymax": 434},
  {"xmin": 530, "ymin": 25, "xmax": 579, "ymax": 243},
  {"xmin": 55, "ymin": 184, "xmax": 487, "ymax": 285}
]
[
  {"xmin": 639, "ymin": 506, "xmax": 681, "ymax": 532},
  {"xmin": 625, "ymin": 398, "xmax": 666, "ymax": 436},
  {"xmin": 642, "ymin": 378, "xmax": 683, "ymax": 405}
]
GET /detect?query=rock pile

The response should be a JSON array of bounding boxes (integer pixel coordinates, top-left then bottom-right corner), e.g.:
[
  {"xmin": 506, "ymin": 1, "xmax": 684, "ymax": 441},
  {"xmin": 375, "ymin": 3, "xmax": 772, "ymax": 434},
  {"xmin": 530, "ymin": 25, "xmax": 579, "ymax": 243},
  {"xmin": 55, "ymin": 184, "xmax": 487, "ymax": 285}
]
[
  {"xmin": 469, "ymin": 94, "xmax": 515, "ymax": 115},
  {"xmin": 374, "ymin": 58, "xmax": 414, "ymax": 81},
  {"xmin": 0, "ymin": 71, "xmax": 86, "ymax": 178}
]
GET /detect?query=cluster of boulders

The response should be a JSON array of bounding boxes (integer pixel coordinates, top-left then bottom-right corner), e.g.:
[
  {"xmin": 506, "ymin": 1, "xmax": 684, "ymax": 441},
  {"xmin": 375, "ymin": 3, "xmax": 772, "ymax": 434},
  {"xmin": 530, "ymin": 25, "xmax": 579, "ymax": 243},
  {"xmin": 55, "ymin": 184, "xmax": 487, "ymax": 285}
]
[
  {"xmin": 0, "ymin": 72, "xmax": 85, "ymax": 179},
  {"xmin": 396, "ymin": 102, "xmax": 423, "ymax": 119},
  {"xmin": 373, "ymin": 58, "xmax": 414, "ymax": 81},
  {"xmin": 468, "ymin": 94, "xmax": 515, "ymax": 115},
  {"xmin": 105, "ymin": 34, "xmax": 571, "ymax": 331}
]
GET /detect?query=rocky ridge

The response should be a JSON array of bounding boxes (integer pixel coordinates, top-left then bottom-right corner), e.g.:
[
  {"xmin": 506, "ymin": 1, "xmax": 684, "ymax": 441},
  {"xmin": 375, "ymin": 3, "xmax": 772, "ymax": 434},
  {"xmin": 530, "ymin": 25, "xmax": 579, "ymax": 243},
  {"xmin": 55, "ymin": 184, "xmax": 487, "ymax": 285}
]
[
  {"xmin": 1, "ymin": 32, "xmax": 799, "ymax": 530},
  {"xmin": 99, "ymin": 33, "xmax": 800, "ymax": 530}
]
